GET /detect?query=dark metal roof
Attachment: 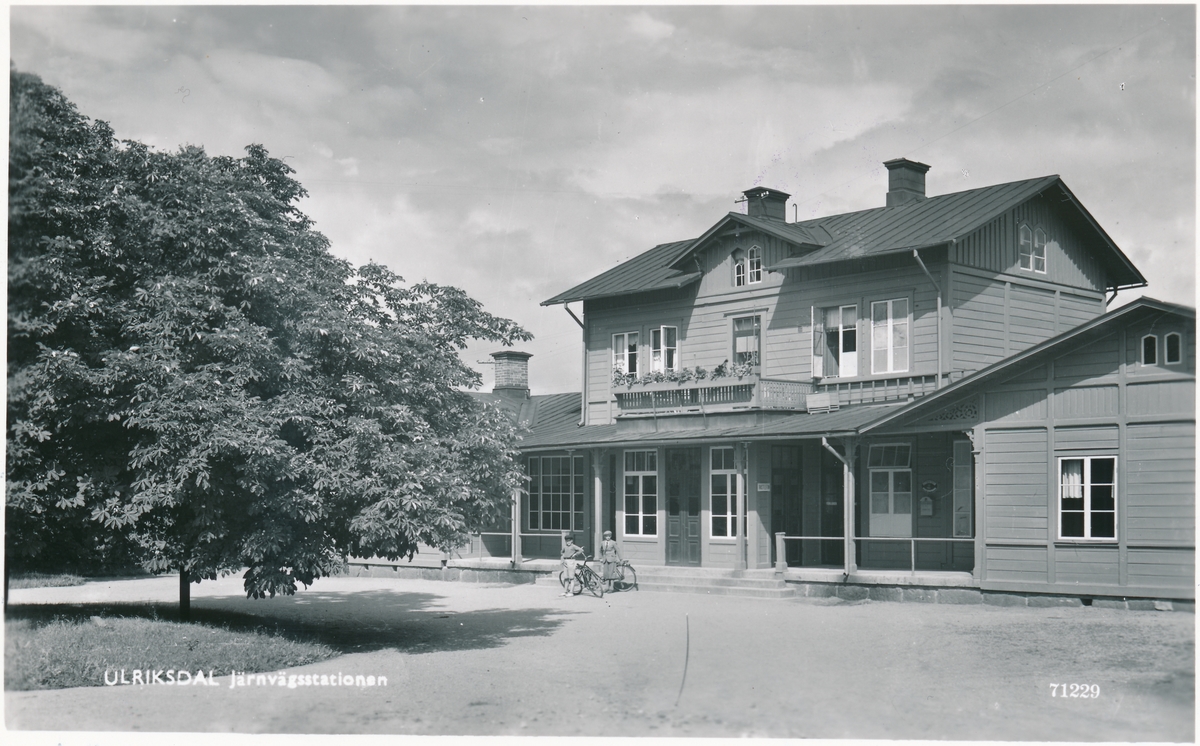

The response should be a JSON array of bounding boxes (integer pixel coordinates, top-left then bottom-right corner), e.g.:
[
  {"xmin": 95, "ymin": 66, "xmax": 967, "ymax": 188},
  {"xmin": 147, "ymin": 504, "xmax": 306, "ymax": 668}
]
[
  {"xmin": 541, "ymin": 239, "xmax": 698, "ymax": 306},
  {"xmin": 518, "ymin": 401, "xmax": 907, "ymax": 451},
  {"xmin": 860, "ymin": 297, "xmax": 1196, "ymax": 434},
  {"xmin": 542, "ymin": 174, "xmax": 1146, "ymax": 306}
]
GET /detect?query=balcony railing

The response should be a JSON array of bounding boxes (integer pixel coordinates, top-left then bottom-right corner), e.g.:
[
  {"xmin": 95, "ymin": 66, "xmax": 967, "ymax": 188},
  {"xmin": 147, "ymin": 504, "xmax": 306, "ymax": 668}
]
[
  {"xmin": 613, "ymin": 374, "xmax": 813, "ymax": 416},
  {"xmin": 814, "ymin": 370, "xmax": 966, "ymax": 406},
  {"xmin": 614, "ymin": 370, "xmax": 968, "ymax": 416}
]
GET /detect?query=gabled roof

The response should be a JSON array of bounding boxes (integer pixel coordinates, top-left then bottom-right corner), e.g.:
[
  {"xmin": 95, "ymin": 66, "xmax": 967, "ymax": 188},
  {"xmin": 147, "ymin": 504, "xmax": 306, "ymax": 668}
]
[
  {"xmin": 541, "ymin": 239, "xmax": 698, "ymax": 306},
  {"xmin": 860, "ymin": 297, "xmax": 1195, "ymax": 434},
  {"xmin": 542, "ymin": 173, "xmax": 1146, "ymax": 306}
]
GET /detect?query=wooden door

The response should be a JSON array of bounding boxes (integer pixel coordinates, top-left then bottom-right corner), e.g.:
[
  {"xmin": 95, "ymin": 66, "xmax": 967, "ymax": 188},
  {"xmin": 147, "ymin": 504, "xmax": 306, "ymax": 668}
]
[
  {"xmin": 666, "ymin": 448, "xmax": 702, "ymax": 566},
  {"xmin": 770, "ymin": 445, "xmax": 802, "ymax": 565},
  {"xmin": 820, "ymin": 447, "xmax": 844, "ymax": 566}
]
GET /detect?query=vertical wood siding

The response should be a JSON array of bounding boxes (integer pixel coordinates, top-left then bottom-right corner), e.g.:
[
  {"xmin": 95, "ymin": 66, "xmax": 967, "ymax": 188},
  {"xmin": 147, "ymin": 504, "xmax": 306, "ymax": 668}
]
[
  {"xmin": 953, "ymin": 198, "xmax": 1108, "ymax": 291},
  {"xmin": 1053, "ymin": 386, "xmax": 1119, "ymax": 419},
  {"xmin": 694, "ymin": 232, "xmax": 789, "ymax": 300},
  {"xmin": 983, "ymin": 428, "xmax": 1049, "ymax": 541},
  {"xmin": 951, "ymin": 271, "xmax": 1007, "ymax": 371}
]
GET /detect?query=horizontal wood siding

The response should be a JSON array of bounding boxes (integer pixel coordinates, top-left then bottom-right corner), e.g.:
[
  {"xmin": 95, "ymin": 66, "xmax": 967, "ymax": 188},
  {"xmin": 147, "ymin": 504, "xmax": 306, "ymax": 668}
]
[
  {"xmin": 1054, "ymin": 545, "xmax": 1119, "ymax": 586},
  {"xmin": 951, "ymin": 271, "xmax": 1007, "ymax": 372},
  {"xmin": 1126, "ymin": 547, "xmax": 1195, "ymax": 590},
  {"xmin": 985, "ymin": 545, "xmax": 1048, "ymax": 582},
  {"xmin": 984, "ymin": 428, "xmax": 1048, "ymax": 541},
  {"xmin": 1009, "ymin": 285, "xmax": 1057, "ymax": 351},
  {"xmin": 1054, "ymin": 334, "xmax": 1120, "ymax": 382},
  {"xmin": 1058, "ymin": 292, "xmax": 1104, "ymax": 332},
  {"xmin": 1125, "ymin": 422, "xmax": 1195, "ymax": 544},
  {"xmin": 954, "ymin": 199, "xmax": 1108, "ymax": 291},
  {"xmin": 1126, "ymin": 380, "xmax": 1195, "ymax": 416},
  {"xmin": 1054, "ymin": 425, "xmax": 1119, "ymax": 451}
]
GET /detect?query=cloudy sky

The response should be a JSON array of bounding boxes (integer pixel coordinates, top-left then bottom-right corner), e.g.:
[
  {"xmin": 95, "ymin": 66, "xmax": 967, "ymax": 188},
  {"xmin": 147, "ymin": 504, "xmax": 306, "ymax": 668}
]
[{"xmin": 11, "ymin": 4, "xmax": 1195, "ymax": 395}]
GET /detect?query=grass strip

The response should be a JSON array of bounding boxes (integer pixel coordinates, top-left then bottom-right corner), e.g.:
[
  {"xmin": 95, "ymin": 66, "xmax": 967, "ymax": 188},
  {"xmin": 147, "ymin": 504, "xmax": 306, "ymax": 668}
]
[
  {"xmin": 6, "ymin": 612, "xmax": 339, "ymax": 691},
  {"xmin": 10, "ymin": 573, "xmax": 87, "ymax": 589}
]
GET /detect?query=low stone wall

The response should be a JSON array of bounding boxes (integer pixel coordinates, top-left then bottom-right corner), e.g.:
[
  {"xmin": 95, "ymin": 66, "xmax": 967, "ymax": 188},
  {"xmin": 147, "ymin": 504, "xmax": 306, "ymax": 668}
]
[
  {"xmin": 787, "ymin": 581, "xmax": 1195, "ymax": 611},
  {"xmin": 346, "ymin": 562, "xmax": 551, "ymax": 585}
]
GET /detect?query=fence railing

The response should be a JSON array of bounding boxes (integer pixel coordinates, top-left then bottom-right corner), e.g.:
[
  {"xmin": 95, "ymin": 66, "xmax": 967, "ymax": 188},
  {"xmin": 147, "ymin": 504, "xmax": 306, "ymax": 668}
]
[
  {"xmin": 614, "ymin": 376, "xmax": 814, "ymax": 415},
  {"xmin": 815, "ymin": 370, "xmax": 968, "ymax": 406},
  {"xmin": 775, "ymin": 533, "xmax": 974, "ymax": 573}
]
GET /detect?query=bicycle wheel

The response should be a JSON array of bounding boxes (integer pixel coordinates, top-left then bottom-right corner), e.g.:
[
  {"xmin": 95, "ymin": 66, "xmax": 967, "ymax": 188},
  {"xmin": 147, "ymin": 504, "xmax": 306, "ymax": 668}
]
[
  {"xmin": 614, "ymin": 564, "xmax": 637, "ymax": 592},
  {"xmin": 559, "ymin": 570, "xmax": 569, "ymax": 590},
  {"xmin": 584, "ymin": 567, "xmax": 604, "ymax": 598},
  {"xmin": 570, "ymin": 574, "xmax": 583, "ymax": 595}
]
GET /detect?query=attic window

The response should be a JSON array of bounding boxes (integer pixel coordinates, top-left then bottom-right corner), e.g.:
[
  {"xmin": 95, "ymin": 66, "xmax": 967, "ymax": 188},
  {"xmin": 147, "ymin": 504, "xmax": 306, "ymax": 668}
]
[
  {"xmin": 747, "ymin": 246, "xmax": 763, "ymax": 284},
  {"xmin": 1165, "ymin": 333, "xmax": 1182, "ymax": 365},
  {"xmin": 732, "ymin": 249, "xmax": 746, "ymax": 287},
  {"xmin": 1018, "ymin": 224, "xmax": 1047, "ymax": 273}
]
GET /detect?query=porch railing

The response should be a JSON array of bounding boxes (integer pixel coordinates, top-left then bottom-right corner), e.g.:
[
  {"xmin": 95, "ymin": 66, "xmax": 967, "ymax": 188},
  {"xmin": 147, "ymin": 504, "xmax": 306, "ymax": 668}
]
[
  {"xmin": 815, "ymin": 370, "xmax": 968, "ymax": 406},
  {"xmin": 775, "ymin": 533, "xmax": 975, "ymax": 573}
]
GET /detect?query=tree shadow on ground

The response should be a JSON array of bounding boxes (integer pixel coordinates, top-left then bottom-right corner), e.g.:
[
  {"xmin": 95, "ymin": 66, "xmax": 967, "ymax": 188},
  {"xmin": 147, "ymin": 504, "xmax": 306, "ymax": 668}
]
[{"xmin": 6, "ymin": 588, "xmax": 579, "ymax": 656}]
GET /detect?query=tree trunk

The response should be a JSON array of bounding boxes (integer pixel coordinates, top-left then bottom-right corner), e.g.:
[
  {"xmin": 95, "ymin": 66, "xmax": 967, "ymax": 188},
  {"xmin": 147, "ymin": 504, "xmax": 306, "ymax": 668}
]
[{"xmin": 179, "ymin": 568, "xmax": 191, "ymax": 621}]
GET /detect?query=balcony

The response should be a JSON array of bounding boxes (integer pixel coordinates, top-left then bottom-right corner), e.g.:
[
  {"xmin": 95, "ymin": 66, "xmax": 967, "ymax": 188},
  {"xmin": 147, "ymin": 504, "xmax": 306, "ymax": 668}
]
[
  {"xmin": 613, "ymin": 370, "xmax": 966, "ymax": 418},
  {"xmin": 613, "ymin": 374, "xmax": 814, "ymax": 416}
]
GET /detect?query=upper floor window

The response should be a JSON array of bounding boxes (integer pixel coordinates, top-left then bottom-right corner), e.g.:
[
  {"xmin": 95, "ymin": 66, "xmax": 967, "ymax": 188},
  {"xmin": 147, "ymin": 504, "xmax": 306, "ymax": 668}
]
[
  {"xmin": 1059, "ymin": 456, "xmax": 1116, "ymax": 540},
  {"xmin": 528, "ymin": 455, "xmax": 585, "ymax": 532},
  {"xmin": 710, "ymin": 447, "xmax": 738, "ymax": 538},
  {"xmin": 732, "ymin": 249, "xmax": 746, "ymax": 287},
  {"xmin": 1018, "ymin": 224, "xmax": 1047, "ymax": 273},
  {"xmin": 747, "ymin": 246, "xmax": 763, "ymax": 284},
  {"xmin": 651, "ymin": 326, "xmax": 678, "ymax": 372},
  {"xmin": 1165, "ymin": 332, "xmax": 1182, "ymax": 365},
  {"xmin": 813, "ymin": 305, "xmax": 858, "ymax": 378},
  {"xmin": 870, "ymin": 299, "xmax": 909, "ymax": 374},
  {"xmin": 732, "ymin": 315, "xmax": 761, "ymax": 366},
  {"xmin": 613, "ymin": 332, "xmax": 638, "ymax": 375},
  {"xmin": 1142, "ymin": 334, "xmax": 1158, "ymax": 366}
]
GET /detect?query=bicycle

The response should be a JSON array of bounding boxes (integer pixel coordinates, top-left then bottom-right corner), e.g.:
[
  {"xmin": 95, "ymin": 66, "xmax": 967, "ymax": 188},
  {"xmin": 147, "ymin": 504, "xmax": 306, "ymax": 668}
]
[
  {"xmin": 559, "ymin": 556, "xmax": 605, "ymax": 597},
  {"xmin": 610, "ymin": 559, "xmax": 638, "ymax": 592}
]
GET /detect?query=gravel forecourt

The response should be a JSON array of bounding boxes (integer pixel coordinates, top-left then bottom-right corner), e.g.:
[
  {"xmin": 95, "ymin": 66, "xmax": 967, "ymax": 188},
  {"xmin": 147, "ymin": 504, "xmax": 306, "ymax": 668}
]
[{"xmin": 5, "ymin": 574, "xmax": 1194, "ymax": 740}]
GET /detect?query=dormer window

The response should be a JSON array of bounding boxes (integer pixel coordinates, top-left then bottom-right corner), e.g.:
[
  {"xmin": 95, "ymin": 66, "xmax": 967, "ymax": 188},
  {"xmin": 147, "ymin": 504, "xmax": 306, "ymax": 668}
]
[
  {"xmin": 747, "ymin": 246, "xmax": 763, "ymax": 284},
  {"xmin": 1142, "ymin": 334, "xmax": 1158, "ymax": 366},
  {"xmin": 1018, "ymin": 224, "xmax": 1047, "ymax": 273},
  {"xmin": 732, "ymin": 249, "xmax": 746, "ymax": 287},
  {"xmin": 1165, "ymin": 332, "xmax": 1182, "ymax": 365}
]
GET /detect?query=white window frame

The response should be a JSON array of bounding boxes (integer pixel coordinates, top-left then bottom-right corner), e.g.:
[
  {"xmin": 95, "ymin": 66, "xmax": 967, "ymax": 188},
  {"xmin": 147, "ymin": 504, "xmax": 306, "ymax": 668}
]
[
  {"xmin": 732, "ymin": 249, "xmax": 746, "ymax": 287},
  {"xmin": 1018, "ymin": 223, "xmax": 1047, "ymax": 273},
  {"xmin": 747, "ymin": 246, "xmax": 763, "ymax": 284},
  {"xmin": 527, "ymin": 455, "xmax": 585, "ymax": 533},
  {"xmin": 1141, "ymin": 334, "xmax": 1158, "ymax": 366},
  {"xmin": 709, "ymin": 447, "xmax": 737, "ymax": 539},
  {"xmin": 870, "ymin": 298, "xmax": 910, "ymax": 374},
  {"xmin": 623, "ymin": 450, "xmax": 658, "ymax": 537},
  {"xmin": 818, "ymin": 304, "xmax": 858, "ymax": 378},
  {"xmin": 612, "ymin": 331, "xmax": 639, "ymax": 376},
  {"xmin": 1058, "ymin": 456, "xmax": 1117, "ymax": 541},
  {"xmin": 867, "ymin": 443, "xmax": 913, "ymax": 538},
  {"xmin": 732, "ymin": 314, "xmax": 761, "ymax": 367},
  {"xmin": 651, "ymin": 326, "xmax": 679, "ymax": 373},
  {"xmin": 1165, "ymin": 332, "xmax": 1182, "ymax": 365}
]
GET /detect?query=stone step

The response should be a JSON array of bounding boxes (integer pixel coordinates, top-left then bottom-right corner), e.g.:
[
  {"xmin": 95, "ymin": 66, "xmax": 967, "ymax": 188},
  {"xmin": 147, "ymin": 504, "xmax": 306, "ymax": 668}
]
[
  {"xmin": 627, "ymin": 574, "xmax": 789, "ymax": 589},
  {"xmin": 635, "ymin": 581, "xmax": 796, "ymax": 599}
]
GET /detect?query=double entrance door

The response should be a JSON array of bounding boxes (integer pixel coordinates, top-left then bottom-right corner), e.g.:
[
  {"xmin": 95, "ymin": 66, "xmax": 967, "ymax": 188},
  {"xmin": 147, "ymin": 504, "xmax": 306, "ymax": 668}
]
[{"xmin": 665, "ymin": 447, "xmax": 702, "ymax": 566}]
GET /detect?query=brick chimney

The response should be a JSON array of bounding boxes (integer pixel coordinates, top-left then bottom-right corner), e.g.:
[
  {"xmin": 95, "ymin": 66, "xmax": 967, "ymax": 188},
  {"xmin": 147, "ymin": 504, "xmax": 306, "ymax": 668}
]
[
  {"xmin": 741, "ymin": 186, "xmax": 791, "ymax": 221},
  {"xmin": 883, "ymin": 158, "xmax": 931, "ymax": 206},
  {"xmin": 491, "ymin": 350, "xmax": 532, "ymax": 398}
]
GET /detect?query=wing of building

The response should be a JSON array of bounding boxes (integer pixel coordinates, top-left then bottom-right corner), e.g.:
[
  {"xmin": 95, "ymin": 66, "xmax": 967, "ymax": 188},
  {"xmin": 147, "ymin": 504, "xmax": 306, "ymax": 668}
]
[{"xmin": 474, "ymin": 159, "xmax": 1193, "ymax": 604}]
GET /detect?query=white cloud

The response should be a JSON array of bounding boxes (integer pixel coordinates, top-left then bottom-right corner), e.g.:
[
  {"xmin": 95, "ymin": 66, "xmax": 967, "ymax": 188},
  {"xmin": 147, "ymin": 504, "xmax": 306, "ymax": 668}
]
[{"xmin": 628, "ymin": 12, "xmax": 675, "ymax": 42}]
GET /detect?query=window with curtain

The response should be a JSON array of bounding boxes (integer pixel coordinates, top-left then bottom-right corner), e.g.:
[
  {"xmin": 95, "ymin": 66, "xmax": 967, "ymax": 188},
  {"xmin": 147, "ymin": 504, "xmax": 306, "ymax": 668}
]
[
  {"xmin": 651, "ymin": 326, "xmax": 678, "ymax": 372},
  {"xmin": 747, "ymin": 246, "xmax": 763, "ymax": 284},
  {"xmin": 871, "ymin": 299, "xmax": 909, "ymax": 374},
  {"xmin": 1059, "ymin": 456, "xmax": 1116, "ymax": 540},
  {"xmin": 733, "ymin": 315, "xmax": 761, "ymax": 366}
]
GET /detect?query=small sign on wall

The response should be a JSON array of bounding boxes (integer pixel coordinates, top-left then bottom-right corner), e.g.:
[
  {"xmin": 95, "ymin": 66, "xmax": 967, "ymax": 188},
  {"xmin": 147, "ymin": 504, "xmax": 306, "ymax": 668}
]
[{"xmin": 757, "ymin": 482, "xmax": 771, "ymax": 492}]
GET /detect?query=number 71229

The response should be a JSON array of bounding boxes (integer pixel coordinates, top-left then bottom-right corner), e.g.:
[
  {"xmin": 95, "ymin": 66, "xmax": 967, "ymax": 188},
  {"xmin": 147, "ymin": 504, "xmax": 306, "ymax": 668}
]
[{"xmin": 1051, "ymin": 683, "xmax": 1100, "ymax": 698}]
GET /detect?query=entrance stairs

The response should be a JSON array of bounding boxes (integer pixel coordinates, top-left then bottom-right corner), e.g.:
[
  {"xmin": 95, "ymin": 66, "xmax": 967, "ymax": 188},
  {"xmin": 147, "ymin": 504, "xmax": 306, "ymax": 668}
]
[
  {"xmin": 535, "ymin": 565, "xmax": 796, "ymax": 599},
  {"xmin": 634, "ymin": 567, "xmax": 796, "ymax": 598}
]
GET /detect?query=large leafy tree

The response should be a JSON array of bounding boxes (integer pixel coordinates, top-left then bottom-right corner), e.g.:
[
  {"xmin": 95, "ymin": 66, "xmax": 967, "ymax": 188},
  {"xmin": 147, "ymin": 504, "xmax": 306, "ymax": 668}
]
[{"xmin": 7, "ymin": 69, "xmax": 530, "ymax": 612}]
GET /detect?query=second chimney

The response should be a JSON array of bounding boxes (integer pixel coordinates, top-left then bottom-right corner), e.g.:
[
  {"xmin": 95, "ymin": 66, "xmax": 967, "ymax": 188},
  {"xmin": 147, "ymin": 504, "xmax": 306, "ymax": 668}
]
[
  {"xmin": 741, "ymin": 186, "xmax": 791, "ymax": 221},
  {"xmin": 883, "ymin": 158, "xmax": 931, "ymax": 207},
  {"xmin": 491, "ymin": 350, "xmax": 532, "ymax": 399}
]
